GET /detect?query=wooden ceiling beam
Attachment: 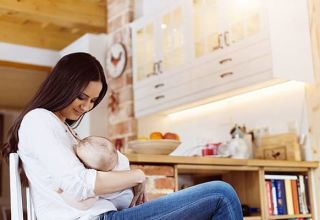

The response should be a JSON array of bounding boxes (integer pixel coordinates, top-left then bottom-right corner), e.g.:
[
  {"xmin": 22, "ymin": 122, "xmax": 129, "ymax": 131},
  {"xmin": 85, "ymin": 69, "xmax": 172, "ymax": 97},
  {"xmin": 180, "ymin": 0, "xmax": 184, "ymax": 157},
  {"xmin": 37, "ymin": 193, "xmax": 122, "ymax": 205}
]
[
  {"xmin": 0, "ymin": 0, "xmax": 106, "ymax": 29},
  {"xmin": 0, "ymin": 17, "xmax": 82, "ymax": 50},
  {"xmin": 0, "ymin": 60, "xmax": 52, "ymax": 72},
  {"xmin": 0, "ymin": 9, "xmax": 105, "ymax": 33}
]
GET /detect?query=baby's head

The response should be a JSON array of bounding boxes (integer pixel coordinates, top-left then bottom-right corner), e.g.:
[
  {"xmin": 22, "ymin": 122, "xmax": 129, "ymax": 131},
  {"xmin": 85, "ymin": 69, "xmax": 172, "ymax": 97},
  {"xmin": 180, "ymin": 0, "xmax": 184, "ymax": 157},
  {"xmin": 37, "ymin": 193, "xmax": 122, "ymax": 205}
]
[{"xmin": 75, "ymin": 136, "xmax": 118, "ymax": 171}]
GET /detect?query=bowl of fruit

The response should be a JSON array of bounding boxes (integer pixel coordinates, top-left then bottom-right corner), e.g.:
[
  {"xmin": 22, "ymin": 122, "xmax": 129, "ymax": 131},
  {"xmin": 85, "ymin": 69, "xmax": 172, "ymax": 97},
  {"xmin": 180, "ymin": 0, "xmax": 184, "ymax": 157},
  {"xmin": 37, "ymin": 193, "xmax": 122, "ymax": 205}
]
[{"xmin": 129, "ymin": 132, "xmax": 181, "ymax": 155}]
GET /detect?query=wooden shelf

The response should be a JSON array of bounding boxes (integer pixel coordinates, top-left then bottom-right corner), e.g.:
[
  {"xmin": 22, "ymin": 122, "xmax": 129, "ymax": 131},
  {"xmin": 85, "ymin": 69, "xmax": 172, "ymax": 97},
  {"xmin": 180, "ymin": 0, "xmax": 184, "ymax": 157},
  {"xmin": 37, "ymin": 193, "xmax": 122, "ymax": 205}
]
[
  {"xmin": 127, "ymin": 154, "xmax": 247, "ymax": 165},
  {"xmin": 128, "ymin": 154, "xmax": 317, "ymax": 219},
  {"xmin": 244, "ymin": 216, "xmax": 262, "ymax": 220},
  {"xmin": 127, "ymin": 154, "xmax": 319, "ymax": 168},
  {"xmin": 247, "ymin": 159, "xmax": 318, "ymax": 168},
  {"xmin": 176, "ymin": 164, "xmax": 259, "ymax": 175},
  {"xmin": 267, "ymin": 214, "xmax": 312, "ymax": 219}
]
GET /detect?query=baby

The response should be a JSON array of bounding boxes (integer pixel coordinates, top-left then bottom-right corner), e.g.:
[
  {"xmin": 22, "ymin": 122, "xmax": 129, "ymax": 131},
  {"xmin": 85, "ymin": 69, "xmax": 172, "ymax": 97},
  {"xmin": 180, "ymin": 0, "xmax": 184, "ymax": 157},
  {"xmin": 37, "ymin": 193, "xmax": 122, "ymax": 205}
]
[{"xmin": 57, "ymin": 136, "xmax": 133, "ymax": 210}]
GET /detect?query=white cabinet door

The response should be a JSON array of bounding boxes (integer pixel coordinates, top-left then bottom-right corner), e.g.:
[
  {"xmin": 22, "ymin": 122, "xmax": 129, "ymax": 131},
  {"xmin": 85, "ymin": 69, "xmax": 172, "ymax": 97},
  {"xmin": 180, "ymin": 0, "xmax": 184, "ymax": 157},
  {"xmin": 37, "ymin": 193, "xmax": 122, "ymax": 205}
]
[
  {"xmin": 161, "ymin": 6, "xmax": 186, "ymax": 73},
  {"xmin": 132, "ymin": 1, "xmax": 193, "ymax": 117},
  {"xmin": 192, "ymin": 0, "xmax": 224, "ymax": 58},
  {"xmin": 131, "ymin": 1, "xmax": 192, "ymax": 84},
  {"xmin": 131, "ymin": 20, "xmax": 159, "ymax": 83},
  {"xmin": 192, "ymin": 0, "xmax": 267, "ymax": 64},
  {"xmin": 224, "ymin": 0, "xmax": 267, "ymax": 47}
]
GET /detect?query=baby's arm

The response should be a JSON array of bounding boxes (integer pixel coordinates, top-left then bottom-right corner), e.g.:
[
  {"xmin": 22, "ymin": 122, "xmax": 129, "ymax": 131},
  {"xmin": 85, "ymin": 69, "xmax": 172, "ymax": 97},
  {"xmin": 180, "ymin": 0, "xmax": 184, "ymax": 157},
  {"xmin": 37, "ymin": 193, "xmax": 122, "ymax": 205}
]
[
  {"xmin": 116, "ymin": 152, "xmax": 148, "ymax": 207},
  {"xmin": 99, "ymin": 152, "xmax": 134, "ymax": 210},
  {"xmin": 56, "ymin": 188, "xmax": 97, "ymax": 210}
]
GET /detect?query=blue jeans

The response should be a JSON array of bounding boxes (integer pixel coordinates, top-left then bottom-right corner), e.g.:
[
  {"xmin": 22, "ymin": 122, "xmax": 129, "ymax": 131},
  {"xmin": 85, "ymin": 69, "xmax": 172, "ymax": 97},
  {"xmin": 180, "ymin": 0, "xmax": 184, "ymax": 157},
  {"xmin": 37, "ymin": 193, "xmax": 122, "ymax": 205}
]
[{"xmin": 98, "ymin": 181, "xmax": 243, "ymax": 220}]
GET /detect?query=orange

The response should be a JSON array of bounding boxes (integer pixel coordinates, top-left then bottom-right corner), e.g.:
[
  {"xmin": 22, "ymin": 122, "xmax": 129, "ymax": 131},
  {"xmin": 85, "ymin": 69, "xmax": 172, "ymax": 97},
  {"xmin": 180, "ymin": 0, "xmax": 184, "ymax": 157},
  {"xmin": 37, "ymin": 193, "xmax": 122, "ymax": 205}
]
[{"xmin": 149, "ymin": 132, "xmax": 163, "ymax": 140}]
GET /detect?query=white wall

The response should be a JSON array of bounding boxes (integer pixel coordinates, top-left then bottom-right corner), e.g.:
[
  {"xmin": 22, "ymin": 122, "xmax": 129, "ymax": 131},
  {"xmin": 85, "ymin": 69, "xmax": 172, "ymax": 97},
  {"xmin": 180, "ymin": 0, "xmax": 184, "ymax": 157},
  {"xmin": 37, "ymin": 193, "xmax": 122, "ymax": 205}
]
[
  {"xmin": 138, "ymin": 81, "xmax": 313, "ymax": 160},
  {"xmin": 0, "ymin": 42, "xmax": 59, "ymax": 66},
  {"xmin": 135, "ymin": 0, "xmax": 173, "ymax": 18},
  {"xmin": 60, "ymin": 33, "xmax": 110, "ymax": 138}
]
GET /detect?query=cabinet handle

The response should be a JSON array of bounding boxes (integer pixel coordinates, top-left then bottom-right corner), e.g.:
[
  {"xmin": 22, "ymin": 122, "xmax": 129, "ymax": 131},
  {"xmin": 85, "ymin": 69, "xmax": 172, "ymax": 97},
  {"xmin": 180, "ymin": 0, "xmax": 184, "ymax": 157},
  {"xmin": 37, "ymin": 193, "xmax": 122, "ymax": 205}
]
[
  {"xmin": 213, "ymin": 33, "xmax": 223, "ymax": 50},
  {"xmin": 156, "ymin": 60, "xmax": 163, "ymax": 74},
  {"xmin": 224, "ymin": 31, "xmax": 230, "ymax": 47},
  {"xmin": 154, "ymin": 83, "xmax": 164, "ymax": 89},
  {"xmin": 153, "ymin": 62, "xmax": 158, "ymax": 74},
  {"xmin": 220, "ymin": 71, "xmax": 233, "ymax": 78},
  {"xmin": 146, "ymin": 63, "xmax": 159, "ymax": 78},
  {"xmin": 219, "ymin": 58, "xmax": 232, "ymax": 64},
  {"xmin": 146, "ymin": 72, "xmax": 157, "ymax": 78},
  {"xmin": 155, "ymin": 95, "xmax": 165, "ymax": 100}
]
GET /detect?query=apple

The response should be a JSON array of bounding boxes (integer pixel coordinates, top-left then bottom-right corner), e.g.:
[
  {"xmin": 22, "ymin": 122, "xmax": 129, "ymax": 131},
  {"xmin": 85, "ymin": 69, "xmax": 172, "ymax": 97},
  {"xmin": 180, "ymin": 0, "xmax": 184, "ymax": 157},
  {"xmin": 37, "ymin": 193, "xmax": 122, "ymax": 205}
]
[
  {"xmin": 163, "ymin": 132, "xmax": 179, "ymax": 140},
  {"xmin": 149, "ymin": 132, "xmax": 163, "ymax": 140}
]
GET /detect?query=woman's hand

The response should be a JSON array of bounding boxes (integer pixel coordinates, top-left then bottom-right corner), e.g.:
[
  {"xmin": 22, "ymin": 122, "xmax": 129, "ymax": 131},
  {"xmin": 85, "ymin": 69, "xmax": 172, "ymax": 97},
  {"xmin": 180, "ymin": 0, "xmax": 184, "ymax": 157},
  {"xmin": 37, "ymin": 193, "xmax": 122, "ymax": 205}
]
[{"xmin": 129, "ymin": 180, "xmax": 148, "ymax": 207}]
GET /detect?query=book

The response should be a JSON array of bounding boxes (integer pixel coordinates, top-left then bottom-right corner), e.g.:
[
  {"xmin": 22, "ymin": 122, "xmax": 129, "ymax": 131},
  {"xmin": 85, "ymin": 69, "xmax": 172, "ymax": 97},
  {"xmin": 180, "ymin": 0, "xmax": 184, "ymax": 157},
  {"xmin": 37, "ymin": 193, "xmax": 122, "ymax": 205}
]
[
  {"xmin": 271, "ymin": 179, "xmax": 278, "ymax": 215},
  {"xmin": 299, "ymin": 175, "xmax": 308, "ymax": 214},
  {"xmin": 274, "ymin": 179, "xmax": 287, "ymax": 214},
  {"xmin": 291, "ymin": 179, "xmax": 300, "ymax": 214},
  {"xmin": 296, "ymin": 177, "xmax": 304, "ymax": 214},
  {"xmin": 265, "ymin": 181, "xmax": 273, "ymax": 215},
  {"xmin": 265, "ymin": 175, "xmax": 298, "ymax": 180},
  {"xmin": 265, "ymin": 175, "xmax": 300, "ymax": 215},
  {"xmin": 304, "ymin": 175, "xmax": 311, "ymax": 213},
  {"xmin": 284, "ymin": 179, "xmax": 294, "ymax": 214}
]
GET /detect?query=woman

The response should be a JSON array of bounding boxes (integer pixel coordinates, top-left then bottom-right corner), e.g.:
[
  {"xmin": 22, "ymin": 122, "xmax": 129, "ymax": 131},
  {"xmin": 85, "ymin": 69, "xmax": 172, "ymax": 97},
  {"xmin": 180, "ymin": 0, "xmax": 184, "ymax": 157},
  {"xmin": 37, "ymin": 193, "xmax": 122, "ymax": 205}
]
[{"xmin": 1, "ymin": 53, "xmax": 243, "ymax": 220}]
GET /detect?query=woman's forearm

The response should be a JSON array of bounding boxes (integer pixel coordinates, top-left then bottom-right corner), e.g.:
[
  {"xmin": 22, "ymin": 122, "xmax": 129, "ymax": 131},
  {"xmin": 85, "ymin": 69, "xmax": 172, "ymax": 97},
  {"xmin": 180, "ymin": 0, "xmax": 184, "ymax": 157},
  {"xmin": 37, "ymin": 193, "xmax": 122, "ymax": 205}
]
[{"xmin": 94, "ymin": 169, "xmax": 146, "ymax": 195}]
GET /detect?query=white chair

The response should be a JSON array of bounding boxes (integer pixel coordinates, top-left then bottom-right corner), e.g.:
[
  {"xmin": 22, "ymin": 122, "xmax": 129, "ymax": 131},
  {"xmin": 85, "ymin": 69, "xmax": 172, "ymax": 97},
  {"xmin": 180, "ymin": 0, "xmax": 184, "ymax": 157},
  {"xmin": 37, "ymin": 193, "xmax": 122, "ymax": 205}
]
[{"xmin": 9, "ymin": 153, "xmax": 36, "ymax": 220}]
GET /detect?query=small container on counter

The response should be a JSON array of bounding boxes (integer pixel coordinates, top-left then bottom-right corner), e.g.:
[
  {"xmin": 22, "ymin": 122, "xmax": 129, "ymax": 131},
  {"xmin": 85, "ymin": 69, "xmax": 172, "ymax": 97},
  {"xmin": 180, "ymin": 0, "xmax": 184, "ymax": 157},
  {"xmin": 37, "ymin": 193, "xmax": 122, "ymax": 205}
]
[{"xmin": 201, "ymin": 142, "xmax": 222, "ymax": 156}]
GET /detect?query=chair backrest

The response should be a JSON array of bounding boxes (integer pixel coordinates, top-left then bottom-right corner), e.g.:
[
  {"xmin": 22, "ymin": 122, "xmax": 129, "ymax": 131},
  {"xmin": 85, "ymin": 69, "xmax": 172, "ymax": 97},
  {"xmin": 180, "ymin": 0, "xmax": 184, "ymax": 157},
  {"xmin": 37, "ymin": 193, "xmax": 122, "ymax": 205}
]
[{"xmin": 9, "ymin": 153, "xmax": 36, "ymax": 220}]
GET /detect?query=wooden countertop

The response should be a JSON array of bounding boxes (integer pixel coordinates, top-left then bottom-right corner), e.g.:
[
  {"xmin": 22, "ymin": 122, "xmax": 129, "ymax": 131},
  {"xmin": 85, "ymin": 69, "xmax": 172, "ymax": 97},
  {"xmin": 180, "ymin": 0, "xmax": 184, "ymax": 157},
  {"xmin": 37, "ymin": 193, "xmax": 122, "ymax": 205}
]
[{"xmin": 126, "ymin": 154, "xmax": 319, "ymax": 168}]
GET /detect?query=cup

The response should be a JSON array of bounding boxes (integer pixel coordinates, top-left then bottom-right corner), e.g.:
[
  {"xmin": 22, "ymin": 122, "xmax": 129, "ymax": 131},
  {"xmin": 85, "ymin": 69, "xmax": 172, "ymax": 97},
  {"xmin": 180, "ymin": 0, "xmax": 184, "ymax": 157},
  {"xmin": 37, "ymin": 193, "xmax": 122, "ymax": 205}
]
[
  {"xmin": 206, "ymin": 142, "xmax": 222, "ymax": 155},
  {"xmin": 201, "ymin": 147, "xmax": 213, "ymax": 156}
]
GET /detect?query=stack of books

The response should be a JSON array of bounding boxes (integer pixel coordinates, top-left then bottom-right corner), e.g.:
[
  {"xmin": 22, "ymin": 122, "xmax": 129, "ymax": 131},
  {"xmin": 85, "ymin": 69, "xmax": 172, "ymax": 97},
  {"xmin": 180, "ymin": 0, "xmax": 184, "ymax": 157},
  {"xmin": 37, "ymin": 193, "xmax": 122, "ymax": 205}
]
[{"xmin": 265, "ymin": 174, "xmax": 310, "ymax": 216}]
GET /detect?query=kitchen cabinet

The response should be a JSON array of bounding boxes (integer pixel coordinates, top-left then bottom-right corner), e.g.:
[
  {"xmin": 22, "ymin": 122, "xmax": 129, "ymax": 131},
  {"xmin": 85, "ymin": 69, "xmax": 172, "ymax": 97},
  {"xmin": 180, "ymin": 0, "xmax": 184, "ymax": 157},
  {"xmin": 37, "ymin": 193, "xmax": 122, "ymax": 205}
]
[
  {"xmin": 131, "ymin": 0, "xmax": 194, "ymax": 117},
  {"xmin": 128, "ymin": 154, "xmax": 318, "ymax": 220},
  {"xmin": 131, "ymin": 0, "xmax": 191, "ymax": 82},
  {"xmin": 131, "ymin": 0, "xmax": 314, "ymax": 118},
  {"xmin": 193, "ymin": 0, "xmax": 266, "ymax": 60}
]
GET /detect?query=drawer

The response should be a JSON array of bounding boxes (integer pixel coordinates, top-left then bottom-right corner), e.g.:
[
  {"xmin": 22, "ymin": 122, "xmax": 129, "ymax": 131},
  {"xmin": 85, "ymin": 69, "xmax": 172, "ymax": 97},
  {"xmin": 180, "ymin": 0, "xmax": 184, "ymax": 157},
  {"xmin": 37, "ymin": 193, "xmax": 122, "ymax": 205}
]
[
  {"xmin": 163, "ymin": 39, "xmax": 271, "ymax": 90},
  {"xmin": 134, "ymin": 90, "xmax": 167, "ymax": 113},
  {"xmin": 192, "ymin": 54, "xmax": 273, "ymax": 93},
  {"xmin": 163, "ymin": 54, "xmax": 272, "ymax": 105},
  {"xmin": 134, "ymin": 40, "xmax": 270, "ymax": 106},
  {"xmin": 134, "ymin": 74, "xmax": 167, "ymax": 100},
  {"xmin": 134, "ymin": 70, "xmax": 273, "ymax": 117},
  {"xmin": 134, "ymin": 54, "xmax": 273, "ymax": 117}
]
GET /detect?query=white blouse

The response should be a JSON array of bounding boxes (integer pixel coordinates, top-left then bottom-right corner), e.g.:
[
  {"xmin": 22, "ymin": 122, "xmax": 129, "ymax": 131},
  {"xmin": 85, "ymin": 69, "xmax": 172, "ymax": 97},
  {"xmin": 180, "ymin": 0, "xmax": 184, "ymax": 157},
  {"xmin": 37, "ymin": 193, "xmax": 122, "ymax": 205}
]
[{"xmin": 18, "ymin": 108, "xmax": 117, "ymax": 220}]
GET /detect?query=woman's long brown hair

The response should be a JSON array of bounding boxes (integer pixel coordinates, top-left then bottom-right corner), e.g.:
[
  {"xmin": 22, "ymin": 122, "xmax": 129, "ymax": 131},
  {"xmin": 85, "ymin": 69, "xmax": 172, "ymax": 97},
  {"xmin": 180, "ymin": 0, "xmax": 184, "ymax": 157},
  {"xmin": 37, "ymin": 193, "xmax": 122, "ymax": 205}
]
[{"xmin": 1, "ymin": 52, "xmax": 108, "ymax": 185}]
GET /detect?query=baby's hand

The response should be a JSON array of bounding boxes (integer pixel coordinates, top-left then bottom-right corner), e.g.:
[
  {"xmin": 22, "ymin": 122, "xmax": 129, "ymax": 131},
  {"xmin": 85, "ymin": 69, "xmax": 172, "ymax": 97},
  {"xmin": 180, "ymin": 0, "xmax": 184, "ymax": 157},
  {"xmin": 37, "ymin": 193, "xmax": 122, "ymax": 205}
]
[{"xmin": 129, "ymin": 181, "xmax": 147, "ymax": 207}]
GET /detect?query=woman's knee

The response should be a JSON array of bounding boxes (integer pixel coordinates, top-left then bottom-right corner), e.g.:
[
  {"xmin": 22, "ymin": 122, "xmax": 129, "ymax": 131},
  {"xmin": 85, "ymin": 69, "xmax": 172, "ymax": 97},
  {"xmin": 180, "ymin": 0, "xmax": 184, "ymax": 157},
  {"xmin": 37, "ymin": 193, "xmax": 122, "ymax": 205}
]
[{"xmin": 206, "ymin": 181, "xmax": 238, "ymax": 199}]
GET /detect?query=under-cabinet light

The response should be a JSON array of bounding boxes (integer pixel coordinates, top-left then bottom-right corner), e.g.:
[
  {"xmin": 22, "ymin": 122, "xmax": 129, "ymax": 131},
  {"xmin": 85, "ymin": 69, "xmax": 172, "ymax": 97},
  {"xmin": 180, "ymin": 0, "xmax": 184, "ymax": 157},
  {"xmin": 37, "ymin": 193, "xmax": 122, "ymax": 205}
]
[
  {"xmin": 161, "ymin": 24, "xmax": 167, "ymax": 29},
  {"xmin": 167, "ymin": 81, "xmax": 305, "ymax": 120}
]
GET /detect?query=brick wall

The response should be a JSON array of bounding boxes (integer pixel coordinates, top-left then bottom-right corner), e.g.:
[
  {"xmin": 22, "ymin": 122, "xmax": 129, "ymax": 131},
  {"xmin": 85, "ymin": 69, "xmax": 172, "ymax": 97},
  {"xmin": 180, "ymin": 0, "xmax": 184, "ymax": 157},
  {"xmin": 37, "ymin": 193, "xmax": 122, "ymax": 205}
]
[
  {"xmin": 131, "ymin": 165, "xmax": 176, "ymax": 200},
  {"xmin": 106, "ymin": 0, "xmax": 137, "ymax": 152}
]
